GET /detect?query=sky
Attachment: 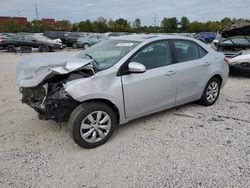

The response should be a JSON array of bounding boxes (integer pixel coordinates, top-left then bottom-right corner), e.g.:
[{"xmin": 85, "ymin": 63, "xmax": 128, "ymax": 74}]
[{"xmin": 0, "ymin": 0, "xmax": 249, "ymax": 26}]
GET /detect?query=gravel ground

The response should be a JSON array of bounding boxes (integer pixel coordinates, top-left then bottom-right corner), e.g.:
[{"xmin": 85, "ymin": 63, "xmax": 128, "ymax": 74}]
[{"xmin": 0, "ymin": 51, "xmax": 249, "ymax": 188}]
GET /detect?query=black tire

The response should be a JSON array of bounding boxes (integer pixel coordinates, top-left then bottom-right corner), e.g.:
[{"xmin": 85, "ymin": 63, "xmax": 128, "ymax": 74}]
[
  {"xmin": 83, "ymin": 43, "xmax": 90, "ymax": 49},
  {"xmin": 72, "ymin": 42, "xmax": 78, "ymax": 49},
  {"xmin": 39, "ymin": 45, "xmax": 49, "ymax": 52},
  {"xmin": 199, "ymin": 77, "xmax": 221, "ymax": 106},
  {"xmin": 7, "ymin": 45, "xmax": 16, "ymax": 52},
  {"xmin": 68, "ymin": 102, "xmax": 117, "ymax": 148}
]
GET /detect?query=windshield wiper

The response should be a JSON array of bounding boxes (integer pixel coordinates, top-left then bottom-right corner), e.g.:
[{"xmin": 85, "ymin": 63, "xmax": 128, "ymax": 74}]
[{"xmin": 85, "ymin": 53, "xmax": 94, "ymax": 60}]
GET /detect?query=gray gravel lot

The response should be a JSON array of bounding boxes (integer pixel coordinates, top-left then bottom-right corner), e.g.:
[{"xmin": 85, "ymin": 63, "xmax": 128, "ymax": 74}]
[{"xmin": 0, "ymin": 51, "xmax": 249, "ymax": 188}]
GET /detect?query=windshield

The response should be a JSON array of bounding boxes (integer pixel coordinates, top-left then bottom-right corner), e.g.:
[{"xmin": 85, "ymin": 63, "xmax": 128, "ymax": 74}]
[
  {"xmin": 222, "ymin": 36, "xmax": 250, "ymax": 45},
  {"xmin": 76, "ymin": 39, "xmax": 140, "ymax": 71}
]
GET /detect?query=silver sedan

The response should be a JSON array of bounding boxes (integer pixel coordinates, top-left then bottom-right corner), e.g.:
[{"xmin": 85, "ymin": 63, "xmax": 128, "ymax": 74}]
[{"xmin": 17, "ymin": 35, "xmax": 229, "ymax": 148}]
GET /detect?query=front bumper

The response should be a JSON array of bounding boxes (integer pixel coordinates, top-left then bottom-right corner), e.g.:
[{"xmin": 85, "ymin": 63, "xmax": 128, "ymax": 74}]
[
  {"xmin": 229, "ymin": 62, "xmax": 250, "ymax": 73},
  {"xmin": 20, "ymin": 85, "xmax": 79, "ymax": 122}
]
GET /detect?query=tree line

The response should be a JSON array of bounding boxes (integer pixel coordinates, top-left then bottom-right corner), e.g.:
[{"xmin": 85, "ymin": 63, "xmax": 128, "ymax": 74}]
[{"xmin": 1, "ymin": 16, "xmax": 249, "ymax": 33}]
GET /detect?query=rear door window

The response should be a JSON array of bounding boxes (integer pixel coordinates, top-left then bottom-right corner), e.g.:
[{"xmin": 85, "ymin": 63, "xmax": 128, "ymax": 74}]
[{"xmin": 173, "ymin": 40, "xmax": 207, "ymax": 63}]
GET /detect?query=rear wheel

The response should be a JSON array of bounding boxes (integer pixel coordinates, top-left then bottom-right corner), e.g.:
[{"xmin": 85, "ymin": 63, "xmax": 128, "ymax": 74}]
[
  {"xmin": 7, "ymin": 45, "xmax": 16, "ymax": 52},
  {"xmin": 199, "ymin": 77, "xmax": 221, "ymax": 106},
  {"xmin": 68, "ymin": 102, "xmax": 117, "ymax": 148}
]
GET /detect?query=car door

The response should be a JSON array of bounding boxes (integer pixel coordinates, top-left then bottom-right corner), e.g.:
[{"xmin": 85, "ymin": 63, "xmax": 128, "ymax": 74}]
[
  {"xmin": 23, "ymin": 35, "xmax": 34, "ymax": 47},
  {"xmin": 121, "ymin": 40, "xmax": 177, "ymax": 119},
  {"xmin": 172, "ymin": 40, "xmax": 210, "ymax": 105},
  {"xmin": 16, "ymin": 35, "xmax": 26, "ymax": 46}
]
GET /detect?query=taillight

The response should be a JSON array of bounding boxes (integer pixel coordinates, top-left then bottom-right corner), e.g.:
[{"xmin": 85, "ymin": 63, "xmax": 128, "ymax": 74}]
[
  {"xmin": 224, "ymin": 57, "xmax": 229, "ymax": 64},
  {"xmin": 0, "ymin": 38, "xmax": 5, "ymax": 44}
]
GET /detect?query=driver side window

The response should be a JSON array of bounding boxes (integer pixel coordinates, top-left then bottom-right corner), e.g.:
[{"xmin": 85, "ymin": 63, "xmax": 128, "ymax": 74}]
[{"xmin": 130, "ymin": 41, "xmax": 171, "ymax": 70}]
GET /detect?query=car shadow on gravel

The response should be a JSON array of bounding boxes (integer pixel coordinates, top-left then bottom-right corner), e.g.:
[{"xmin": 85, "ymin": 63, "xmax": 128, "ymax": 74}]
[
  {"xmin": 229, "ymin": 71, "xmax": 250, "ymax": 78},
  {"xmin": 116, "ymin": 102, "xmax": 198, "ymax": 136}
]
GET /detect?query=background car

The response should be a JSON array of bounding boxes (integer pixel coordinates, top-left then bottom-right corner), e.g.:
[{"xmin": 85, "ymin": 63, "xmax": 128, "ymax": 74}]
[
  {"xmin": 194, "ymin": 32, "xmax": 216, "ymax": 44},
  {"xmin": 105, "ymin": 32, "xmax": 130, "ymax": 37},
  {"xmin": 0, "ymin": 34, "xmax": 7, "ymax": 49},
  {"xmin": 2, "ymin": 33, "xmax": 62, "ymax": 52},
  {"xmin": 65, "ymin": 32, "xmax": 89, "ymax": 48},
  {"xmin": 217, "ymin": 36, "xmax": 250, "ymax": 55},
  {"xmin": 43, "ymin": 31, "xmax": 70, "ymax": 44},
  {"xmin": 225, "ymin": 52, "xmax": 250, "ymax": 74},
  {"xmin": 76, "ymin": 35, "xmax": 108, "ymax": 49}
]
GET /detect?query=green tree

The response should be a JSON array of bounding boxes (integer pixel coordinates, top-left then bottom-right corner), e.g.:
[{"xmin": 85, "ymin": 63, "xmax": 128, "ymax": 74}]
[
  {"xmin": 189, "ymin": 21, "xmax": 205, "ymax": 32},
  {"xmin": 205, "ymin": 21, "xmax": 222, "ymax": 32},
  {"xmin": 71, "ymin": 23, "xmax": 78, "ymax": 32},
  {"xmin": 94, "ymin": 17, "xmax": 108, "ymax": 32},
  {"xmin": 133, "ymin": 18, "xmax": 141, "ymax": 31},
  {"xmin": 30, "ymin": 19, "xmax": 43, "ymax": 32},
  {"xmin": 3, "ymin": 20, "xmax": 19, "ymax": 32},
  {"xmin": 221, "ymin": 17, "xmax": 232, "ymax": 28},
  {"xmin": 180, "ymin": 16, "xmax": 190, "ymax": 32},
  {"xmin": 109, "ymin": 18, "xmax": 131, "ymax": 32},
  {"xmin": 161, "ymin": 17, "xmax": 178, "ymax": 32},
  {"xmin": 42, "ymin": 23, "xmax": 56, "ymax": 31},
  {"xmin": 57, "ymin": 20, "xmax": 71, "ymax": 31},
  {"xmin": 78, "ymin": 19, "xmax": 93, "ymax": 32}
]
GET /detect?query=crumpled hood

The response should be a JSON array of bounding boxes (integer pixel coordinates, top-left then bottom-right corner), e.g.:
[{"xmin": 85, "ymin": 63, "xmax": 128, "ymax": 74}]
[{"xmin": 16, "ymin": 53, "xmax": 93, "ymax": 87}]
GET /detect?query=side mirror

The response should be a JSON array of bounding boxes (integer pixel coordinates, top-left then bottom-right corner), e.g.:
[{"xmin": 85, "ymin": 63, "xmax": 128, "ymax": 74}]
[
  {"xmin": 128, "ymin": 62, "xmax": 146, "ymax": 73},
  {"xmin": 32, "ymin": 39, "xmax": 37, "ymax": 42}
]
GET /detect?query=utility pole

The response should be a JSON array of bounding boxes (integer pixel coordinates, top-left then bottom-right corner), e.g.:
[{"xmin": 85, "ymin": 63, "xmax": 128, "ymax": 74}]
[
  {"xmin": 153, "ymin": 14, "xmax": 157, "ymax": 32},
  {"xmin": 35, "ymin": 3, "xmax": 39, "ymax": 20}
]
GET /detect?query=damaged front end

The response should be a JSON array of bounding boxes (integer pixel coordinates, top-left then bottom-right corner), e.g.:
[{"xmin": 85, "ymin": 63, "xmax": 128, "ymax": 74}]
[
  {"xmin": 17, "ymin": 54, "xmax": 95, "ymax": 122},
  {"xmin": 20, "ymin": 70, "xmax": 94, "ymax": 122}
]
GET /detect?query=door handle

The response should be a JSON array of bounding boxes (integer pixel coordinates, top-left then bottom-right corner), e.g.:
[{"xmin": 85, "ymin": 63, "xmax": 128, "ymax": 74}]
[
  {"xmin": 165, "ymin": 70, "xmax": 177, "ymax": 76},
  {"xmin": 203, "ymin": 62, "xmax": 211, "ymax": 66}
]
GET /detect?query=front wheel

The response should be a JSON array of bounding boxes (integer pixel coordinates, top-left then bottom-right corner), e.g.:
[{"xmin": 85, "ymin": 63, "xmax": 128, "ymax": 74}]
[
  {"xmin": 68, "ymin": 102, "xmax": 117, "ymax": 148},
  {"xmin": 199, "ymin": 77, "xmax": 221, "ymax": 106},
  {"xmin": 83, "ymin": 43, "xmax": 90, "ymax": 49}
]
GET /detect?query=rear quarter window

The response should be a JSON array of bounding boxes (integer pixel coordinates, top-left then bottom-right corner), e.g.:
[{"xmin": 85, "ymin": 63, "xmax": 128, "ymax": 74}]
[{"xmin": 198, "ymin": 46, "xmax": 208, "ymax": 58}]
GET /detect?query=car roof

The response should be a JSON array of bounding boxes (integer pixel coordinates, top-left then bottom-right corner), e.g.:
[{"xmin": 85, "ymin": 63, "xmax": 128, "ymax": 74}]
[{"xmin": 112, "ymin": 34, "xmax": 196, "ymax": 42}]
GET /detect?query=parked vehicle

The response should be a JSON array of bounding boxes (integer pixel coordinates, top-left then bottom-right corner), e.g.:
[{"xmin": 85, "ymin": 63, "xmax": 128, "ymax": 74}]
[
  {"xmin": 16, "ymin": 35, "xmax": 229, "ymax": 148},
  {"xmin": 225, "ymin": 51, "xmax": 250, "ymax": 74},
  {"xmin": 2, "ymin": 33, "xmax": 62, "ymax": 52},
  {"xmin": 214, "ymin": 24, "xmax": 250, "ymax": 73},
  {"xmin": 0, "ymin": 35, "xmax": 7, "ymax": 49},
  {"xmin": 105, "ymin": 32, "xmax": 129, "ymax": 37},
  {"xmin": 178, "ymin": 33, "xmax": 195, "ymax": 38},
  {"xmin": 194, "ymin": 32, "xmax": 216, "ymax": 43},
  {"xmin": 43, "ymin": 31, "xmax": 70, "ymax": 44},
  {"xmin": 76, "ymin": 35, "xmax": 108, "ymax": 49},
  {"xmin": 65, "ymin": 32, "xmax": 88, "ymax": 48}
]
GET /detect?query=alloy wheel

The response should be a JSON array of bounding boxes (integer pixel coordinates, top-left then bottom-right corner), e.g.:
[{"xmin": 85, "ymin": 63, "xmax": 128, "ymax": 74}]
[
  {"xmin": 206, "ymin": 81, "xmax": 219, "ymax": 103},
  {"xmin": 80, "ymin": 111, "xmax": 111, "ymax": 143}
]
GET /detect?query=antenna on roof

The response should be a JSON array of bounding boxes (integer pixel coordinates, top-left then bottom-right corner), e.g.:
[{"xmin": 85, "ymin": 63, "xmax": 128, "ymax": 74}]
[{"xmin": 35, "ymin": 2, "xmax": 39, "ymax": 20}]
